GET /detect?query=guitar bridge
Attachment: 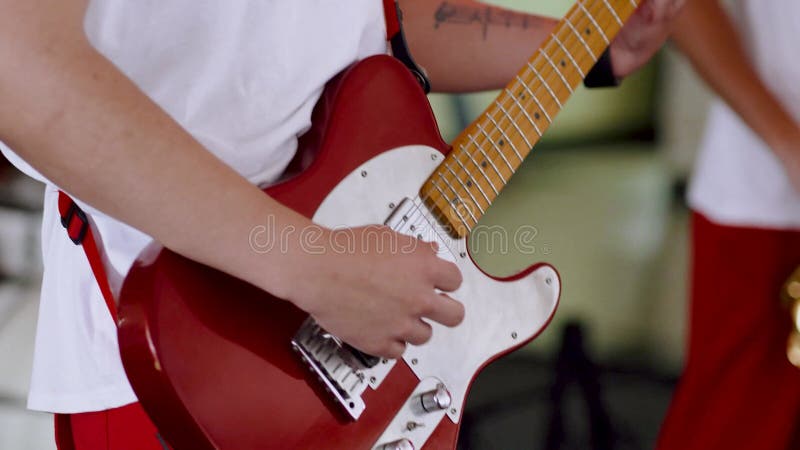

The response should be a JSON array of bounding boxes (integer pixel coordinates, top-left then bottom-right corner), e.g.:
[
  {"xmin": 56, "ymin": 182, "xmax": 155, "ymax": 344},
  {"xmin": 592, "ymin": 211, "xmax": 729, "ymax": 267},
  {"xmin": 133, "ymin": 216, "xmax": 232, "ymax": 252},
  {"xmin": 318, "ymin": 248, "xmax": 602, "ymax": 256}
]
[{"xmin": 291, "ymin": 318, "xmax": 373, "ymax": 420}]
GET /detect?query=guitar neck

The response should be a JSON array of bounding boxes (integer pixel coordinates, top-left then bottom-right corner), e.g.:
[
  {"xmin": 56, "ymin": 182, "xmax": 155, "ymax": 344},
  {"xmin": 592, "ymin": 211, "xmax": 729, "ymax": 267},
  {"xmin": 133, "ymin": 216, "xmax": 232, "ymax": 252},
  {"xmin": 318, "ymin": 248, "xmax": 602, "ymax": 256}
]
[{"xmin": 421, "ymin": 0, "xmax": 641, "ymax": 237}]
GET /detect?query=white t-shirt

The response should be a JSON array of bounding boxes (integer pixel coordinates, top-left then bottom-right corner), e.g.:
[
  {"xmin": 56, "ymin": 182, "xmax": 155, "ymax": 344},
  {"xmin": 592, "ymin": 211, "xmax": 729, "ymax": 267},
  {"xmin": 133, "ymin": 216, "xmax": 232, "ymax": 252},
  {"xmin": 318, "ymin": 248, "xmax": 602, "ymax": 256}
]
[
  {"xmin": 688, "ymin": 0, "xmax": 800, "ymax": 228},
  {"xmin": 0, "ymin": 0, "xmax": 387, "ymax": 413}
]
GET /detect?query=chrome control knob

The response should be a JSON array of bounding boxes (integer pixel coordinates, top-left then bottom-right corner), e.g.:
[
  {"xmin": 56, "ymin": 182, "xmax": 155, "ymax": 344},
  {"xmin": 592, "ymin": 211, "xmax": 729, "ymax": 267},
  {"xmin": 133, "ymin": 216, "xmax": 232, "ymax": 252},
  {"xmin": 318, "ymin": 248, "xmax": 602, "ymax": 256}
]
[
  {"xmin": 419, "ymin": 384, "xmax": 452, "ymax": 412},
  {"xmin": 378, "ymin": 438, "xmax": 415, "ymax": 450}
]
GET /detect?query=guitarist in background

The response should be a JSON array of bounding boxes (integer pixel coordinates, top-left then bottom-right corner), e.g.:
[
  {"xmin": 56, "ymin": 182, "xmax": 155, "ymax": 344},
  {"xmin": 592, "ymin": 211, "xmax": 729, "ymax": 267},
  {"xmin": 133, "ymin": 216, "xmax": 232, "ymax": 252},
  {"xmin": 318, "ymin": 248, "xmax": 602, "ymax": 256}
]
[
  {"xmin": 0, "ymin": 0, "xmax": 681, "ymax": 448},
  {"xmin": 661, "ymin": 0, "xmax": 800, "ymax": 449}
]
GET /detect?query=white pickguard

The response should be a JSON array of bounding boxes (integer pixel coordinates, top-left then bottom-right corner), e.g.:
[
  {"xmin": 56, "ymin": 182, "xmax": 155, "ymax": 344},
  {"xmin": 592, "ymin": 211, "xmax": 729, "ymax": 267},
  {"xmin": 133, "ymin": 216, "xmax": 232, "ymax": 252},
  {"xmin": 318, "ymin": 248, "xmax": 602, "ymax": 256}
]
[{"xmin": 312, "ymin": 145, "xmax": 560, "ymax": 448}]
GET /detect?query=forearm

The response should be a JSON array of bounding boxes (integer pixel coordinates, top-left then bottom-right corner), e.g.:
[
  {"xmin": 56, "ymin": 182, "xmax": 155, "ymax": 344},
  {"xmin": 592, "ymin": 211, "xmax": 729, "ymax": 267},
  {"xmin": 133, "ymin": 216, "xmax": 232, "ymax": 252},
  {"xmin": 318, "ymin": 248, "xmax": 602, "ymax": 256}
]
[
  {"xmin": 671, "ymin": 0, "xmax": 800, "ymax": 152},
  {"xmin": 400, "ymin": 0, "xmax": 557, "ymax": 92},
  {"xmin": 0, "ymin": 1, "xmax": 309, "ymax": 299}
]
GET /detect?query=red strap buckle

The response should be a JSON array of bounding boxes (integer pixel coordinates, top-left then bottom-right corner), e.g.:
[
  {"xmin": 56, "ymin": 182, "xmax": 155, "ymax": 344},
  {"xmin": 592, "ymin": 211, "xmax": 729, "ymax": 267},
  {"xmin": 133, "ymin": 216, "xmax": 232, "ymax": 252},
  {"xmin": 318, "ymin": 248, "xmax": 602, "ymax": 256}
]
[
  {"xmin": 56, "ymin": 191, "xmax": 119, "ymax": 323},
  {"xmin": 60, "ymin": 201, "xmax": 89, "ymax": 245}
]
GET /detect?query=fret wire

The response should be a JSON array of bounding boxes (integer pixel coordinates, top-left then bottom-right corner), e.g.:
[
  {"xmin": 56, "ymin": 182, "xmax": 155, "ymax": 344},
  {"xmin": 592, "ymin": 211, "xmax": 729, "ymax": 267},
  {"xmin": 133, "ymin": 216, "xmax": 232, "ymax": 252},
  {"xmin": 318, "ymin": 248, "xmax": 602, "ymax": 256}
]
[
  {"xmin": 525, "ymin": 63, "xmax": 564, "ymax": 109},
  {"xmin": 578, "ymin": 1, "xmax": 609, "ymax": 44},
  {"xmin": 451, "ymin": 152, "xmax": 492, "ymax": 205},
  {"xmin": 435, "ymin": 0, "xmax": 621, "ymax": 225},
  {"xmin": 528, "ymin": 7, "xmax": 596, "ymax": 87},
  {"xmin": 539, "ymin": 49, "xmax": 574, "ymax": 94},
  {"xmin": 546, "ymin": 1, "xmax": 618, "ymax": 90},
  {"xmin": 565, "ymin": 16, "xmax": 597, "ymax": 62},
  {"xmin": 418, "ymin": 203, "xmax": 453, "ymax": 238},
  {"xmin": 441, "ymin": 164, "xmax": 486, "ymax": 215},
  {"xmin": 514, "ymin": 77, "xmax": 552, "ymax": 125},
  {"xmin": 573, "ymin": 0, "xmax": 616, "ymax": 65},
  {"xmin": 430, "ymin": 179, "xmax": 471, "ymax": 230},
  {"xmin": 601, "ymin": 0, "xmax": 624, "ymax": 26},
  {"xmin": 505, "ymin": 87, "xmax": 542, "ymax": 148},
  {"xmin": 494, "ymin": 101, "xmax": 532, "ymax": 149},
  {"xmin": 480, "ymin": 116, "xmax": 518, "ymax": 172},
  {"xmin": 629, "ymin": 0, "xmax": 638, "ymax": 9},
  {"xmin": 552, "ymin": 34, "xmax": 585, "ymax": 78},
  {"xmin": 461, "ymin": 139, "xmax": 501, "ymax": 195},
  {"xmin": 478, "ymin": 127, "xmax": 517, "ymax": 175},
  {"xmin": 435, "ymin": 170, "xmax": 461, "ymax": 204},
  {"xmin": 490, "ymin": 2, "xmax": 608, "ymax": 143},
  {"xmin": 434, "ymin": 173, "xmax": 480, "ymax": 223},
  {"xmin": 468, "ymin": 130, "xmax": 507, "ymax": 188},
  {"xmin": 487, "ymin": 0, "xmax": 613, "ymax": 164}
]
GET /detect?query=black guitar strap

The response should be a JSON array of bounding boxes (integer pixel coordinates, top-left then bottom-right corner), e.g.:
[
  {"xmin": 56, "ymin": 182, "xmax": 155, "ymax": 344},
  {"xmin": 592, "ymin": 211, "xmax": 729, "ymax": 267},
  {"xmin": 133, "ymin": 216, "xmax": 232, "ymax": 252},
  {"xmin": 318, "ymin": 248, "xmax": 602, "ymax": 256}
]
[{"xmin": 383, "ymin": 0, "xmax": 432, "ymax": 93}]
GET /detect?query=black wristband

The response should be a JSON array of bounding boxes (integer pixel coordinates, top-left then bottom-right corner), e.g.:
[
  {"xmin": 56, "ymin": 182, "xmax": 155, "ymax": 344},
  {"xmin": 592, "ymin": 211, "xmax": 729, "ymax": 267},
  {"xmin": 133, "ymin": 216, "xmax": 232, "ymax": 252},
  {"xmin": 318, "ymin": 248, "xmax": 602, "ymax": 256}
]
[{"xmin": 584, "ymin": 48, "xmax": 620, "ymax": 88}]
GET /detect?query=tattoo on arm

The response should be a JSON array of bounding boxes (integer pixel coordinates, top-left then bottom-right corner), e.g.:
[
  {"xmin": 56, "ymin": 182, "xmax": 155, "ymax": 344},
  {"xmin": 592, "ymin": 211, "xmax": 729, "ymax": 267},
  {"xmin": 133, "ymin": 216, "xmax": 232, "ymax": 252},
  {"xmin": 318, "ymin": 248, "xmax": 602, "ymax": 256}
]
[{"xmin": 434, "ymin": 1, "xmax": 535, "ymax": 40}]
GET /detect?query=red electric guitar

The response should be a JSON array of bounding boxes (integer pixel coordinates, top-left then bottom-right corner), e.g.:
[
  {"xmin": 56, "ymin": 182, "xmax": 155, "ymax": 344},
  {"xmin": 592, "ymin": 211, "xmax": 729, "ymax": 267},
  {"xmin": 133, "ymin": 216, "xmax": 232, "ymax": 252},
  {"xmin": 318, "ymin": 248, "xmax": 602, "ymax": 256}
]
[{"xmin": 117, "ymin": 1, "xmax": 640, "ymax": 448}]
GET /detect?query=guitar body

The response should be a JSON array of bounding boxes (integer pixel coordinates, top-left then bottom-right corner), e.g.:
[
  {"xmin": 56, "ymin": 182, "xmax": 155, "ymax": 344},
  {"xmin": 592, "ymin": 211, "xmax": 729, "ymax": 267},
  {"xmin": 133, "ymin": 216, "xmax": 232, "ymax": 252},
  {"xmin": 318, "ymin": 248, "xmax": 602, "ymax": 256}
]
[{"xmin": 118, "ymin": 55, "xmax": 560, "ymax": 450}]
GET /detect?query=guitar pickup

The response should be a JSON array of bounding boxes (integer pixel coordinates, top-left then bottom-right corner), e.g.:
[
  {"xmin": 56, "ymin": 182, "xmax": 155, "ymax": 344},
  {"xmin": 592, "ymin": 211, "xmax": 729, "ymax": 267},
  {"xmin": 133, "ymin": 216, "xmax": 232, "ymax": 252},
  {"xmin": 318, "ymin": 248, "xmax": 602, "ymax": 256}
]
[
  {"xmin": 385, "ymin": 198, "xmax": 458, "ymax": 265},
  {"xmin": 344, "ymin": 343, "xmax": 381, "ymax": 369}
]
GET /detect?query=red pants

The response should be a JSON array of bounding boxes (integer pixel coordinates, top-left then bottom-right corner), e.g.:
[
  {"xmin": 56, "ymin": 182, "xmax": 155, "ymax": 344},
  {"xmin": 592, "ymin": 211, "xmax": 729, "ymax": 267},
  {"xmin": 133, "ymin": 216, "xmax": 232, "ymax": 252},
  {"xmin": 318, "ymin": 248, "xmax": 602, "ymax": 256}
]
[
  {"xmin": 55, "ymin": 402, "xmax": 168, "ymax": 450},
  {"xmin": 656, "ymin": 213, "xmax": 800, "ymax": 449}
]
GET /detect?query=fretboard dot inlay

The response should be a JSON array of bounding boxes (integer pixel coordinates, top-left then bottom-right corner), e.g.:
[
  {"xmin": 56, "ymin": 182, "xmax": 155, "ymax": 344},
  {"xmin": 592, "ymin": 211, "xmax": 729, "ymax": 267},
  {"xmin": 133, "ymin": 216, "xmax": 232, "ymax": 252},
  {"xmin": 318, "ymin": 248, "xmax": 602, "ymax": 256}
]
[{"xmin": 422, "ymin": 0, "xmax": 636, "ymax": 236}]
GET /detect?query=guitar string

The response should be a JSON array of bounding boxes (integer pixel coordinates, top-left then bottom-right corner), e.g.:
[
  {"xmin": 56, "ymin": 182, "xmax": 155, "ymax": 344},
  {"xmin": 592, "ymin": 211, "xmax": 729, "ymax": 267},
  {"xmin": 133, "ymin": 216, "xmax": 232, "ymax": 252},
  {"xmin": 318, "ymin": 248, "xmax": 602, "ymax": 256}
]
[
  {"xmin": 424, "ymin": 0, "xmax": 615, "ymax": 213},
  {"xmin": 420, "ymin": 4, "xmax": 617, "ymax": 233},
  {"xmin": 425, "ymin": 0, "xmax": 629, "ymax": 230},
  {"xmin": 401, "ymin": 194, "xmax": 517, "ymax": 259},
  {"xmin": 359, "ymin": 6, "xmax": 645, "ymax": 268},
  {"xmin": 374, "ymin": 2, "xmax": 618, "ymax": 317},
  {"xmin": 405, "ymin": 196, "xmax": 459, "ymax": 251},
  {"xmin": 427, "ymin": 0, "xmax": 604, "ymax": 210},
  {"xmin": 452, "ymin": 0, "xmax": 634, "ymax": 201},
  {"xmin": 420, "ymin": 0, "xmax": 636, "ymax": 232}
]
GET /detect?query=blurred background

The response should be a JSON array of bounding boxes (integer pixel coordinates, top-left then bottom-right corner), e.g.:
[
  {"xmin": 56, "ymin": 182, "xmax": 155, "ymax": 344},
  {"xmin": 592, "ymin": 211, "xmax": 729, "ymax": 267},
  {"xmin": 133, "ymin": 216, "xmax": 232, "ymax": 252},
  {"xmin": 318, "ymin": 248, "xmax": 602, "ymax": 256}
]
[{"xmin": 0, "ymin": 0, "xmax": 719, "ymax": 448}]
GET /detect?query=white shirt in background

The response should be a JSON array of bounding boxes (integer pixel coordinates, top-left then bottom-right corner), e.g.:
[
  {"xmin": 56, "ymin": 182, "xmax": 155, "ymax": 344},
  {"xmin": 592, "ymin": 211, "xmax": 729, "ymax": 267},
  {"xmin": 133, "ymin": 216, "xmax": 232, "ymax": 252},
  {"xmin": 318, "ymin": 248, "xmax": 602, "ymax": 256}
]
[{"xmin": 688, "ymin": 0, "xmax": 800, "ymax": 229}]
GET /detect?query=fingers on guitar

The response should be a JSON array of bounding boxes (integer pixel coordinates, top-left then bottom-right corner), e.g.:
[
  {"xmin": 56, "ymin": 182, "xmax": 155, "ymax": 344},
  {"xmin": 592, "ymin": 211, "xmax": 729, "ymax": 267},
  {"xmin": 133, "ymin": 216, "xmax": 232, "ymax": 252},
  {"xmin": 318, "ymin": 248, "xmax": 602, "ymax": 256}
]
[
  {"xmin": 402, "ymin": 319, "xmax": 434, "ymax": 346},
  {"xmin": 429, "ymin": 259, "xmax": 463, "ymax": 292},
  {"xmin": 424, "ymin": 293, "xmax": 465, "ymax": 328},
  {"xmin": 383, "ymin": 340, "xmax": 407, "ymax": 359}
]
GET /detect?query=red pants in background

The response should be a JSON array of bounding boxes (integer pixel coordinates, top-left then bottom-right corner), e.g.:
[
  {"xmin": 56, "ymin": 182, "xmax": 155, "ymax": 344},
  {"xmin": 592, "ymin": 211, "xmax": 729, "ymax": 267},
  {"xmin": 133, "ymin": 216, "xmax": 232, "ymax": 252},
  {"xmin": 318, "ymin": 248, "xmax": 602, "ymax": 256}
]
[
  {"xmin": 656, "ymin": 212, "xmax": 800, "ymax": 449},
  {"xmin": 55, "ymin": 402, "xmax": 168, "ymax": 450}
]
